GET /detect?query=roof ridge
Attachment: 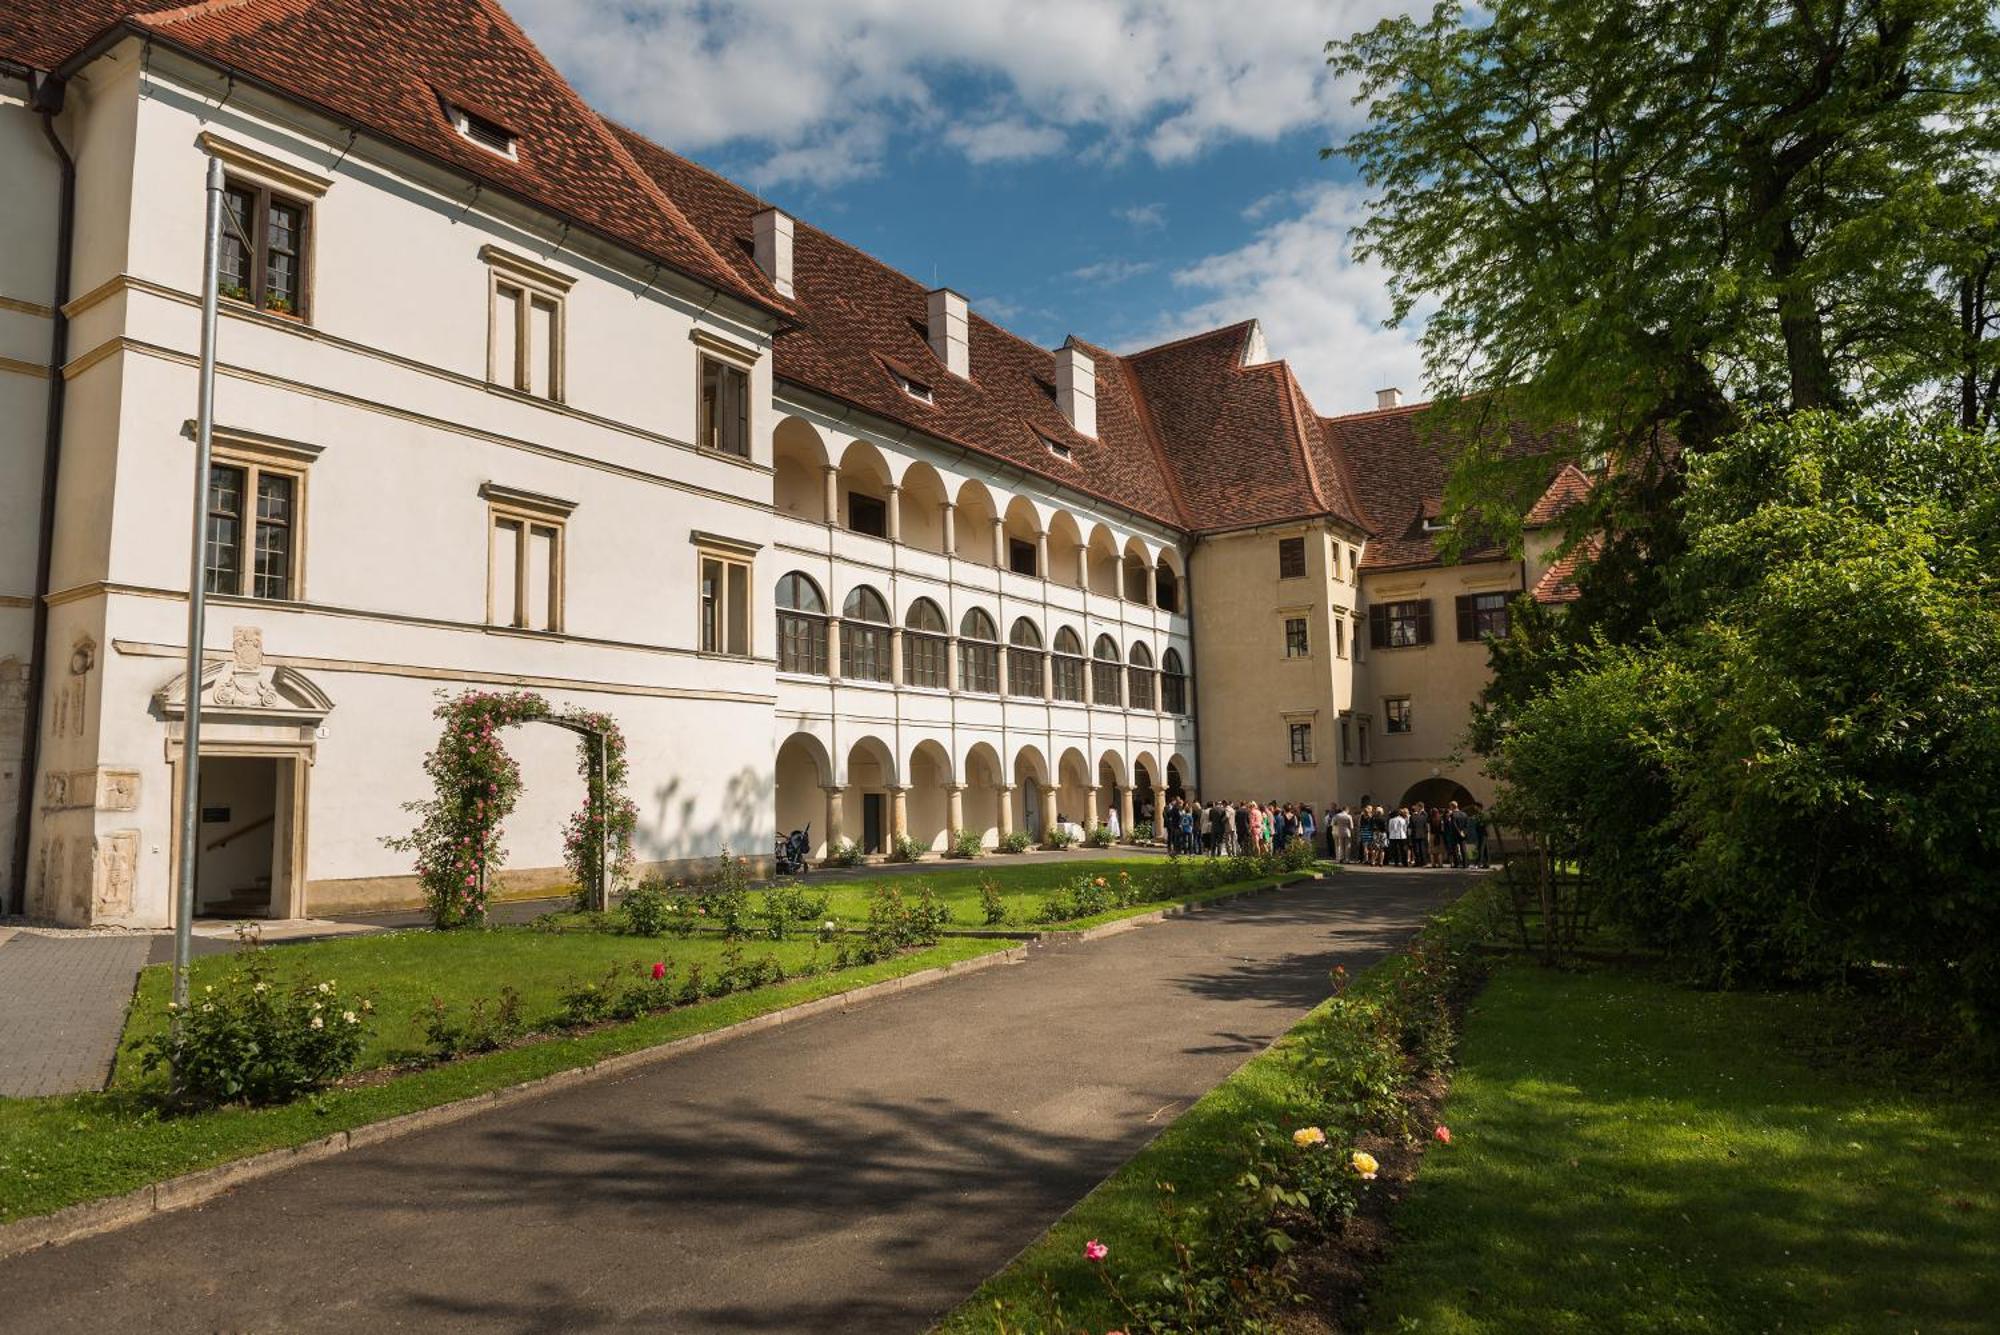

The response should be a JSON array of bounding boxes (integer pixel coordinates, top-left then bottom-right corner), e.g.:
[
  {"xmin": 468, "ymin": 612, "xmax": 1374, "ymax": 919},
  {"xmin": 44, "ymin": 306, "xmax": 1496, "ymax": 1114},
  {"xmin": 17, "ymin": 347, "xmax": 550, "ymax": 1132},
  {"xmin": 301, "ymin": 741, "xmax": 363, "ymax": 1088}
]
[
  {"xmin": 133, "ymin": 0, "xmax": 261, "ymax": 27},
  {"xmin": 1273, "ymin": 361, "xmax": 1331, "ymax": 514},
  {"xmin": 1319, "ymin": 399, "xmax": 1432, "ymax": 424},
  {"xmin": 1100, "ymin": 343, "xmax": 1193, "ymax": 530},
  {"xmin": 1124, "ymin": 319, "xmax": 1257, "ymax": 362}
]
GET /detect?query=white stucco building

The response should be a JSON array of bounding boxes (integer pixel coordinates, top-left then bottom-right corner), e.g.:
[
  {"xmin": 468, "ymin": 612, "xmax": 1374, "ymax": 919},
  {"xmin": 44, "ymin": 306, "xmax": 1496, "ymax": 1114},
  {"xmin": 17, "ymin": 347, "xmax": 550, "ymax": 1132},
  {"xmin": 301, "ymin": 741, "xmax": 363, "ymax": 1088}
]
[{"xmin": 1, "ymin": 0, "xmax": 1582, "ymax": 927}]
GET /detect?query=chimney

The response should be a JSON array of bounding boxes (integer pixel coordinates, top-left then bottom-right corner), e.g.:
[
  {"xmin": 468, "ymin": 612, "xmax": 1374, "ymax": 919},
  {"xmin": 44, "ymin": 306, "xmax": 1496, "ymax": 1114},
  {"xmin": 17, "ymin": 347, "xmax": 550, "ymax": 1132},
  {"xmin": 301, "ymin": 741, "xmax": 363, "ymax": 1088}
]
[
  {"xmin": 1055, "ymin": 339, "xmax": 1097, "ymax": 437},
  {"xmin": 1375, "ymin": 386, "xmax": 1403, "ymax": 410},
  {"xmin": 926, "ymin": 287, "xmax": 969, "ymax": 379},
  {"xmin": 752, "ymin": 207, "xmax": 794, "ymax": 298}
]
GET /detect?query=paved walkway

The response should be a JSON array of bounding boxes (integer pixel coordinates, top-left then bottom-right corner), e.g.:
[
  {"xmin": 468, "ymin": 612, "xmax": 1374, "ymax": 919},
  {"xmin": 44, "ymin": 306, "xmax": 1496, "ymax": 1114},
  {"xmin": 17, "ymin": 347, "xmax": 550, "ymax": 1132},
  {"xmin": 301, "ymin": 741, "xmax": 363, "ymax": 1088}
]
[
  {"xmin": 0, "ymin": 869, "xmax": 1469, "ymax": 1333},
  {"xmin": 0, "ymin": 933, "xmax": 154, "ymax": 1098}
]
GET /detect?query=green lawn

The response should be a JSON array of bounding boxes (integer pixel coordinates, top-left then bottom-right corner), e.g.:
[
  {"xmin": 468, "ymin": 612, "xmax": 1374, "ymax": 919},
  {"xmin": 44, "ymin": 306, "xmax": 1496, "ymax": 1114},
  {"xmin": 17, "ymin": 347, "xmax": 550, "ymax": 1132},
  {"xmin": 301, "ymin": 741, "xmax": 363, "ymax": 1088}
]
[
  {"xmin": 1368, "ymin": 964, "xmax": 2000, "ymax": 1333},
  {"xmin": 113, "ymin": 929, "xmax": 852, "ymax": 1086},
  {"xmin": 0, "ymin": 936, "xmax": 1010, "ymax": 1225},
  {"xmin": 811, "ymin": 856, "xmax": 1157, "ymax": 923}
]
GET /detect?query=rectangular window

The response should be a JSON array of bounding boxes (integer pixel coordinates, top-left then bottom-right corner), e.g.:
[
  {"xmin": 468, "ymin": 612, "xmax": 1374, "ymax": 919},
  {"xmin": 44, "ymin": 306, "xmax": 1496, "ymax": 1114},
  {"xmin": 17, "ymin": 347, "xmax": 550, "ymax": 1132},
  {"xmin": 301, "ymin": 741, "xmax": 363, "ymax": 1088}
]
[
  {"xmin": 841, "ymin": 622, "xmax": 892, "ymax": 682},
  {"xmin": 1009, "ymin": 538, "xmax": 1038, "ymax": 577},
  {"xmin": 1368, "ymin": 599, "xmax": 1433, "ymax": 649},
  {"xmin": 848, "ymin": 492, "xmax": 887, "ymax": 538},
  {"xmin": 1334, "ymin": 617, "xmax": 1347, "ymax": 658},
  {"xmin": 1347, "ymin": 546, "xmax": 1360, "ymax": 581},
  {"xmin": 1052, "ymin": 652, "xmax": 1085, "ymax": 703},
  {"xmin": 699, "ymin": 553, "xmax": 751, "ymax": 657},
  {"xmin": 1353, "ymin": 613, "xmax": 1365, "ymax": 661},
  {"xmin": 1162, "ymin": 668, "xmax": 1186, "ymax": 715},
  {"xmin": 778, "ymin": 611, "xmax": 828, "ymax": 675},
  {"xmin": 1278, "ymin": 535, "xmax": 1306, "ymax": 579},
  {"xmin": 204, "ymin": 454, "xmax": 307, "ymax": 600},
  {"xmin": 1289, "ymin": 722, "xmax": 1313, "ymax": 764},
  {"xmin": 701, "ymin": 356, "xmax": 750, "ymax": 456},
  {"xmin": 217, "ymin": 179, "xmax": 310, "ymax": 318},
  {"xmin": 488, "ymin": 281, "xmax": 564, "ymax": 400},
  {"xmin": 1386, "ymin": 696, "xmax": 1413, "ymax": 733},
  {"xmin": 904, "ymin": 631, "xmax": 949, "ymax": 689},
  {"xmin": 1359, "ymin": 719, "xmax": 1371, "ymax": 764},
  {"xmin": 959, "ymin": 640, "xmax": 999, "ymax": 695},
  {"xmin": 488, "ymin": 511, "xmax": 563, "ymax": 632},
  {"xmin": 1457, "ymin": 591, "xmax": 1512, "ymax": 641},
  {"xmin": 1340, "ymin": 716, "xmax": 1353, "ymax": 765},
  {"xmin": 1008, "ymin": 646, "xmax": 1044, "ymax": 698},
  {"xmin": 1091, "ymin": 657, "xmax": 1123, "ymax": 707},
  {"xmin": 1129, "ymin": 664, "xmax": 1155, "ymax": 711},
  {"xmin": 1284, "ymin": 616, "xmax": 1310, "ymax": 658}
]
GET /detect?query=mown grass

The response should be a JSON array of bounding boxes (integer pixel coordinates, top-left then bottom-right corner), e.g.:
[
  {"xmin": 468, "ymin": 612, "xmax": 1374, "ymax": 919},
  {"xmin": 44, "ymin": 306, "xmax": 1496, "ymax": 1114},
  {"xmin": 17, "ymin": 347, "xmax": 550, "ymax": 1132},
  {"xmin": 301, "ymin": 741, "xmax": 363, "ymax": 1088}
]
[
  {"xmin": 0, "ymin": 936, "xmax": 1009, "ymax": 1225},
  {"xmin": 1366, "ymin": 963, "xmax": 2000, "ymax": 1333},
  {"xmin": 939, "ymin": 884, "xmax": 1500, "ymax": 1332}
]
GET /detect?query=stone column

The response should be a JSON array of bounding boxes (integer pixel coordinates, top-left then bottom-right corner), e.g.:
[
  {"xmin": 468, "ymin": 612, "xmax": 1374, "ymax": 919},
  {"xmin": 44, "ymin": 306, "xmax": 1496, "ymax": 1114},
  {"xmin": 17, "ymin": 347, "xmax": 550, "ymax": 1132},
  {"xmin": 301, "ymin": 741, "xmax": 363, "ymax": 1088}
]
[
  {"xmin": 889, "ymin": 627, "xmax": 904, "ymax": 685},
  {"xmin": 1041, "ymin": 650, "xmax": 1054, "ymax": 700},
  {"xmin": 1144, "ymin": 564, "xmax": 1159, "ymax": 608},
  {"xmin": 998, "ymin": 783, "xmax": 1016, "ymax": 839},
  {"xmin": 1036, "ymin": 530, "xmax": 1049, "ymax": 579},
  {"xmin": 822, "ymin": 465, "xmax": 840, "ymax": 526},
  {"xmin": 1075, "ymin": 543, "xmax": 1089, "ymax": 589},
  {"xmin": 1041, "ymin": 783, "xmax": 1060, "ymax": 839},
  {"xmin": 1084, "ymin": 785, "xmax": 1100, "ymax": 830},
  {"xmin": 886, "ymin": 483, "xmax": 902, "ymax": 544},
  {"xmin": 826, "ymin": 618, "xmax": 842, "ymax": 681},
  {"xmin": 946, "ymin": 783, "xmax": 966, "ymax": 835},
  {"xmin": 1119, "ymin": 784, "xmax": 1135, "ymax": 839},
  {"xmin": 822, "ymin": 785, "xmax": 846, "ymax": 856},
  {"xmin": 991, "ymin": 515, "xmax": 1006, "ymax": 568},
  {"xmin": 890, "ymin": 785, "xmax": 909, "ymax": 842},
  {"xmin": 941, "ymin": 501, "xmax": 957, "ymax": 555},
  {"xmin": 996, "ymin": 638, "xmax": 1009, "ymax": 696}
]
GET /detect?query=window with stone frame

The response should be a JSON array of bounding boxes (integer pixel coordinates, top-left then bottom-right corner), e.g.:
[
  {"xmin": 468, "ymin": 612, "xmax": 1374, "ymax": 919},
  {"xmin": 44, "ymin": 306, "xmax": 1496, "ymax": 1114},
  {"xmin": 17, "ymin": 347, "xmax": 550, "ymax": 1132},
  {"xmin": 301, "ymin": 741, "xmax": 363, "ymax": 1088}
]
[
  {"xmin": 204, "ymin": 441, "xmax": 311, "ymax": 602},
  {"xmin": 1091, "ymin": 634, "xmax": 1123, "ymax": 706},
  {"xmin": 1278, "ymin": 535, "xmax": 1307, "ymax": 579},
  {"xmin": 1007, "ymin": 618, "xmax": 1045, "ymax": 698},
  {"xmin": 1369, "ymin": 598, "xmax": 1433, "ymax": 649},
  {"xmin": 1289, "ymin": 721, "xmax": 1314, "ymax": 764},
  {"xmin": 840, "ymin": 585, "xmax": 892, "ymax": 681},
  {"xmin": 700, "ymin": 355, "xmax": 751, "ymax": 456},
  {"xmin": 776, "ymin": 572, "xmax": 829, "ymax": 675},
  {"xmin": 1284, "ymin": 615, "xmax": 1310, "ymax": 658},
  {"xmin": 1456, "ymin": 590, "xmax": 1512, "ymax": 641},
  {"xmin": 1385, "ymin": 696, "xmax": 1413, "ymax": 734},
  {"xmin": 1052, "ymin": 626, "xmax": 1086, "ymax": 702},
  {"xmin": 1161, "ymin": 648, "xmax": 1188, "ymax": 714},
  {"xmin": 698, "ymin": 549, "xmax": 752, "ymax": 657},
  {"xmin": 219, "ymin": 178, "xmax": 310, "ymax": 319},
  {"xmin": 903, "ymin": 598, "xmax": 950, "ymax": 688},
  {"xmin": 958, "ymin": 608, "xmax": 999, "ymax": 694}
]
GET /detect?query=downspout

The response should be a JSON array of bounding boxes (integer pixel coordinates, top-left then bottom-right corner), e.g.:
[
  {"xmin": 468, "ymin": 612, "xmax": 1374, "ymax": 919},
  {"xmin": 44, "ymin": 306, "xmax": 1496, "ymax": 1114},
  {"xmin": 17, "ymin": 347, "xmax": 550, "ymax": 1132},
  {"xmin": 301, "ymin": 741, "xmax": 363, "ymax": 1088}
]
[
  {"xmin": 8, "ymin": 71, "xmax": 74, "ymax": 914},
  {"xmin": 1181, "ymin": 535, "xmax": 1203, "ymax": 797}
]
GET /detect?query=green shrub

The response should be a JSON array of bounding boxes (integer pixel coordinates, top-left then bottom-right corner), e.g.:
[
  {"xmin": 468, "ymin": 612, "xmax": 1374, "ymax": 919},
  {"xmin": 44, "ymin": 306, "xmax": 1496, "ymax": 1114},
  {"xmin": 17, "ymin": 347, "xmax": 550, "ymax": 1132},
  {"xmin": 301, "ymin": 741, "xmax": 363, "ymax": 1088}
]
[
  {"xmin": 1084, "ymin": 825, "xmax": 1116, "ymax": 849},
  {"xmin": 950, "ymin": 827, "xmax": 985, "ymax": 859},
  {"xmin": 696, "ymin": 851, "xmax": 754, "ymax": 938},
  {"xmin": 1130, "ymin": 821, "xmax": 1154, "ymax": 844},
  {"xmin": 417, "ymin": 987, "xmax": 524, "ymax": 1060},
  {"xmin": 978, "ymin": 876, "xmax": 1008, "ymax": 925},
  {"xmin": 758, "ymin": 882, "xmax": 831, "ymax": 940},
  {"xmin": 619, "ymin": 876, "xmax": 673, "ymax": 936},
  {"xmin": 998, "ymin": 831, "xmax": 1033, "ymax": 854},
  {"xmin": 826, "ymin": 838, "xmax": 867, "ymax": 867},
  {"xmin": 861, "ymin": 883, "xmax": 952, "ymax": 956},
  {"xmin": 138, "ymin": 952, "xmax": 371, "ymax": 1108},
  {"xmin": 1044, "ymin": 825, "xmax": 1077, "ymax": 850}
]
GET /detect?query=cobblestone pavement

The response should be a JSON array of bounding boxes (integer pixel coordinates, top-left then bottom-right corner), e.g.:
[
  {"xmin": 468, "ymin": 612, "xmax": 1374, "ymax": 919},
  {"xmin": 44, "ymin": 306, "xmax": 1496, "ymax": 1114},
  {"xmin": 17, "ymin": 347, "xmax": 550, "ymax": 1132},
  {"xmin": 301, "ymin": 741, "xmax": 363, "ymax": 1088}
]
[{"xmin": 0, "ymin": 933, "xmax": 153, "ymax": 1097}]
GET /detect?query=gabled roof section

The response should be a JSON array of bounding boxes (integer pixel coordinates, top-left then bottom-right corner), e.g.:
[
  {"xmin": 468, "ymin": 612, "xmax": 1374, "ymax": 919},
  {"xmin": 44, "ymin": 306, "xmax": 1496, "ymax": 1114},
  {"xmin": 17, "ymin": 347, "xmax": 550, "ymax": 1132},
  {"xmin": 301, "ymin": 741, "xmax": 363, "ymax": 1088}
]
[
  {"xmin": 614, "ymin": 121, "xmax": 1189, "ymax": 529},
  {"xmin": 1123, "ymin": 323, "xmax": 1369, "ymax": 534},
  {"xmin": 1524, "ymin": 462, "xmax": 1595, "ymax": 529},
  {"xmin": 1531, "ymin": 534, "xmax": 1601, "ymax": 604},
  {"xmin": 9, "ymin": 0, "xmax": 775, "ymax": 314}
]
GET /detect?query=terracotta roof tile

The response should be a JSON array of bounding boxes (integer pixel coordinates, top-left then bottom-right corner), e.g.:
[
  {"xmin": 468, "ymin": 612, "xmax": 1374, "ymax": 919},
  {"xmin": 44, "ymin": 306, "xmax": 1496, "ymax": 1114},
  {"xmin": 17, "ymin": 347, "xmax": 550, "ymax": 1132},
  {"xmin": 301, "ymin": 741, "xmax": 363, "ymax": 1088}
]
[
  {"xmin": 1524, "ymin": 462, "xmax": 1594, "ymax": 528},
  {"xmin": 6, "ymin": 0, "xmax": 774, "ymax": 312},
  {"xmin": 1530, "ymin": 534, "xmax": 1601, "ymax": 604}
]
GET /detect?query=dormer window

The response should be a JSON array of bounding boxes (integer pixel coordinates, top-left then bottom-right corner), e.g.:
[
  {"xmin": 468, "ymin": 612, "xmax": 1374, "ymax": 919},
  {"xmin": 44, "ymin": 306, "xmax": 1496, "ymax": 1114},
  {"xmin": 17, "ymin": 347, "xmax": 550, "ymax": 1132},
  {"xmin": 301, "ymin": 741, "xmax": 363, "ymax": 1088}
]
[
  {"xmin": 1422, "ymin": 516, "xmax": 1452, "ymax": 533},
  {"xmin": 445, "ymin": 100, "xmax": 519, "ymax": 159},
  {"xmin": 893, "ymin": 370, "xmax": 934, "ymax": 404},
  {"xmin": 1035, "ymin": 430, "xmax": 1074, "ymax": 462}
]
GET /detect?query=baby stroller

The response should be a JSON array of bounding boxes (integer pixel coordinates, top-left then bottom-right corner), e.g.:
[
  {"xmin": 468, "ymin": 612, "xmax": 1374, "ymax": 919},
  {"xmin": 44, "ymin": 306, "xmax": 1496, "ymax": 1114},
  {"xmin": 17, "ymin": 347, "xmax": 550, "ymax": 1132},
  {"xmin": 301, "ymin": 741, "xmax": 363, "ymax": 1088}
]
[{"xmin": 774, "ymin": 824, "xmax": 812, "ymax": 876}]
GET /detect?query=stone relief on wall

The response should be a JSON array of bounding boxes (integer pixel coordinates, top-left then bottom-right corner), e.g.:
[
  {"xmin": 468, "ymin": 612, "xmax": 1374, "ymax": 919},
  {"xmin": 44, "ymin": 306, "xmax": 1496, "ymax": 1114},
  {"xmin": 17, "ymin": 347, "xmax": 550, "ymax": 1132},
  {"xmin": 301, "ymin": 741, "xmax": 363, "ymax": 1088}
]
[
  {"xmin": 52, "ymin": 635, "xmax": 96, "ymax": 740},
  {"xmin": 93, "ymin": 830, "xmax": 138, "ymax": 919},
  {"xmin": 211, "ymin": 626, "xmax": 282, "ymax": 709}
]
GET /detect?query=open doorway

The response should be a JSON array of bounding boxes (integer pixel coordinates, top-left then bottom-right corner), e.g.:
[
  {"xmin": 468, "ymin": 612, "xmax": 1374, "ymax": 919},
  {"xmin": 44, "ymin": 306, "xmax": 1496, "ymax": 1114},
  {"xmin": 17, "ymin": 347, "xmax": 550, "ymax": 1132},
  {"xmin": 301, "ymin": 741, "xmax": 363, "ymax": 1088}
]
[{"xmin": 195, "ymin": 756, "xmax": 287, "ymax": 917}]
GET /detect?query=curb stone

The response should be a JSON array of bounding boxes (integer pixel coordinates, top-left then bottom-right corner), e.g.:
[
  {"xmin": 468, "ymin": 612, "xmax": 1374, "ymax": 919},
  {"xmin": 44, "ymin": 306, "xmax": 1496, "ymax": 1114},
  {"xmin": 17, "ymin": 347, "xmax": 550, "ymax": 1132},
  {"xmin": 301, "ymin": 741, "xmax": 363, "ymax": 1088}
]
[{"xmin": 0, "ymin": 874, "xmax": 1323, "ymax": 1261}]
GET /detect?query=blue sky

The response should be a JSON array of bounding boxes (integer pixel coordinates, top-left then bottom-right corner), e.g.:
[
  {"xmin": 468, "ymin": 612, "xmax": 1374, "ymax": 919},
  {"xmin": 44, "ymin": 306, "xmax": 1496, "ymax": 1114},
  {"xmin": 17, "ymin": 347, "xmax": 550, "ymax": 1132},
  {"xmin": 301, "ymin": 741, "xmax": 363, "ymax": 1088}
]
[{"xmin": 511, "ymin": 0, "xmax": 1429, "ymax": 416}]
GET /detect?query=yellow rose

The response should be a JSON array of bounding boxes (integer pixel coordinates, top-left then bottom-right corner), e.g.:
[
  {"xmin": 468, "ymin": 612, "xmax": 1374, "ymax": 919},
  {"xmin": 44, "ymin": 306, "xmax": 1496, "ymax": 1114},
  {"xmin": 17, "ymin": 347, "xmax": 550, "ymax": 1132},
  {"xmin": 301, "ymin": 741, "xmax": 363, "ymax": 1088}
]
[
  {"xmin": 1351, "ymin": 1150, "xmax": 1379, "ymax": 1180},
  {"xmin": 1293, "ymin": 1126, "xmax": 1327, "ymax": 1148}
]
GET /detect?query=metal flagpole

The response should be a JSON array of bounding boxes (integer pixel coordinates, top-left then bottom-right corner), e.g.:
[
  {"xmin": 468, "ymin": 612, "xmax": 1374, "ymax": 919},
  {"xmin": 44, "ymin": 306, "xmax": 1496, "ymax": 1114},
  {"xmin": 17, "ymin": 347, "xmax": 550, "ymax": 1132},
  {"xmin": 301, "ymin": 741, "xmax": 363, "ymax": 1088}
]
[{"xmin": 172, "ymin": 156, "xmax": 226, "ymax": 1029}]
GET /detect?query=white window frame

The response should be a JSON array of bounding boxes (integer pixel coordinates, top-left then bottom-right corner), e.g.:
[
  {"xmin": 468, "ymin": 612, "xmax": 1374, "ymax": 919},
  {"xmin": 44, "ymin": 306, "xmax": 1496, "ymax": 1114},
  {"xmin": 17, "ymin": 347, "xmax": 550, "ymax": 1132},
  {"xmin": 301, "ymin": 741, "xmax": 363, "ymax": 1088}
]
[{"xmin": 692, "ymin": 531, "xmax": 761, "ymax": 658}]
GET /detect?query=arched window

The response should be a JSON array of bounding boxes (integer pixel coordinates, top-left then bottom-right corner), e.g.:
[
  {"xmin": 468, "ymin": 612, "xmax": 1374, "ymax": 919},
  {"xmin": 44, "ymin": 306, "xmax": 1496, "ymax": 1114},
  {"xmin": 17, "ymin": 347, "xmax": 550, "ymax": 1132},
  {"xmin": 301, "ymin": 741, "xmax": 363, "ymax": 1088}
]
[
  {"xmin": 1007, "ymin": 618, "xmax": 1044, "ymax": 699},
  {"xmin": 1128, "ymin": 641, "xmax": 1156, "ymax": 711},
  {"xmin": 1051, "ymin": 626, "xmax": 1085, "ymax": 703},
  {"xmin": 840, "ymin": 585, "xmax": 891, "ymax": 682},
  {"xmin": 1155, "ymin": 561, "xmax": 1179, "ymax": 613},
  {"xmin": 903, "ymin": 597, "xmax": 948, "ymax": 688},
  {"xmin": 1161, "ymin": 648, "xmax": 1188, "ymax": 715},
  {"xmin": 776, "ymin": 573, "xmax": 828, "ymax": 675},
  {"xmin": 959, "ymin": 608, "xmax": 998, "ymax": 694},
  {"xmin": 1091, "ymin": 634, "xmax": 1123, "ymax": 707}
]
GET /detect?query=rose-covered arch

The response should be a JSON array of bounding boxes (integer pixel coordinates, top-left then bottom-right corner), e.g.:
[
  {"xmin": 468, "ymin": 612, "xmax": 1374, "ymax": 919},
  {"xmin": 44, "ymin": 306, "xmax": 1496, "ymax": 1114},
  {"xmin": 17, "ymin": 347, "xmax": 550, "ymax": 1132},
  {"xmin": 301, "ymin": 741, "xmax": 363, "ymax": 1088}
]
[{"xmin": 387, "ymin": 689, "xmax": 636, "ymax": 928}]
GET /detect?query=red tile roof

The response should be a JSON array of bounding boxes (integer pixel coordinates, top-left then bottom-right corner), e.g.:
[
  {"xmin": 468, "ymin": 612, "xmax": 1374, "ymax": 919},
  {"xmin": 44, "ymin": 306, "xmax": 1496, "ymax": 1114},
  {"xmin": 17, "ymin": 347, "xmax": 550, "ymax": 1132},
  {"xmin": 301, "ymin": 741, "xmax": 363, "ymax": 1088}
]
[
  {"xmin": 1530, "ymin": 534, "xmax": 1601, "ymax": 604},
  {"xmin": 6, "ymin": 0, "xmax": 776, "ymax": 314},
  {"xmin": 8, "ymin": 0, "xmax": 1570, "ymax": 550},
  {"xmin": 1524, "ymin": 462, "xmax": 1594, "ymax": 528}
]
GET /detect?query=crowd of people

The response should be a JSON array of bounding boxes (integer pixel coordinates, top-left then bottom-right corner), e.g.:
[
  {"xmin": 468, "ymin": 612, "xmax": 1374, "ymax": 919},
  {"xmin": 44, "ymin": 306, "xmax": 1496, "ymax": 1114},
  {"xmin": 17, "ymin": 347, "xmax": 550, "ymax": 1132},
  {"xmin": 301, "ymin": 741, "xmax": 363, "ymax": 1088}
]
[{"xmin": 1150, "ymin": 794, "xmax": 1488, "ymax": 868}]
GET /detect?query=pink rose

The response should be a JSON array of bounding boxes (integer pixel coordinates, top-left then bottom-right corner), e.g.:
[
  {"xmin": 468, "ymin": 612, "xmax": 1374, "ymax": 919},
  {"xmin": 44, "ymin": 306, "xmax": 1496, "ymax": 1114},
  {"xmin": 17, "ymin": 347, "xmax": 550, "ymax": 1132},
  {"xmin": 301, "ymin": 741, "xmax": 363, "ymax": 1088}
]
[
  {"xmin": 1083, "ymin": 1239, "xmax": 1108, "ymax": 1262},
  {"xmin": 1434, "ymin": 1125, "xmax": 1452, "ymax": 1144}
]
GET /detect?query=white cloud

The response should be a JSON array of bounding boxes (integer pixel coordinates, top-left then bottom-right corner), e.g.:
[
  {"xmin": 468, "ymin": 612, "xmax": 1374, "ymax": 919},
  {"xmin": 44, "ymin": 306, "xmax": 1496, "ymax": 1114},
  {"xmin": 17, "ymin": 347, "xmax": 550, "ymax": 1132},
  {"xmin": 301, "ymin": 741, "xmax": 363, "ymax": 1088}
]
[
  {"xmin": 1127, "ymin": 183, "xmax": 1426, "ymax": 416},
  {"xmin": 1117, "ymin": 202, "xmax": 1167, "ymax": 230},
  {"xmin": 943, "ymin": 116, "xmax": 1067, "ymax": 164},
  {"xmin": 1070, "ymin": 258, "xmax": 1157, "ymax": 284},
  {"xmin": 510, "ymin": 0, "xmax": 1420, "ymax": 187}
]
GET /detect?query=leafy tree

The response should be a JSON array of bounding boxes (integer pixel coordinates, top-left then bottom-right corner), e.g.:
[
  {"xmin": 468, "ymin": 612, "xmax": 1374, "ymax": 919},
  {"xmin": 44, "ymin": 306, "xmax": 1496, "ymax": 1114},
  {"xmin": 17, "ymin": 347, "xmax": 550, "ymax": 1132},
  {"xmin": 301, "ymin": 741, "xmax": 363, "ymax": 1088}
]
[{"xmin": 1328, "ymin": 0, "xmax": 2000, "ymax": 588}]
